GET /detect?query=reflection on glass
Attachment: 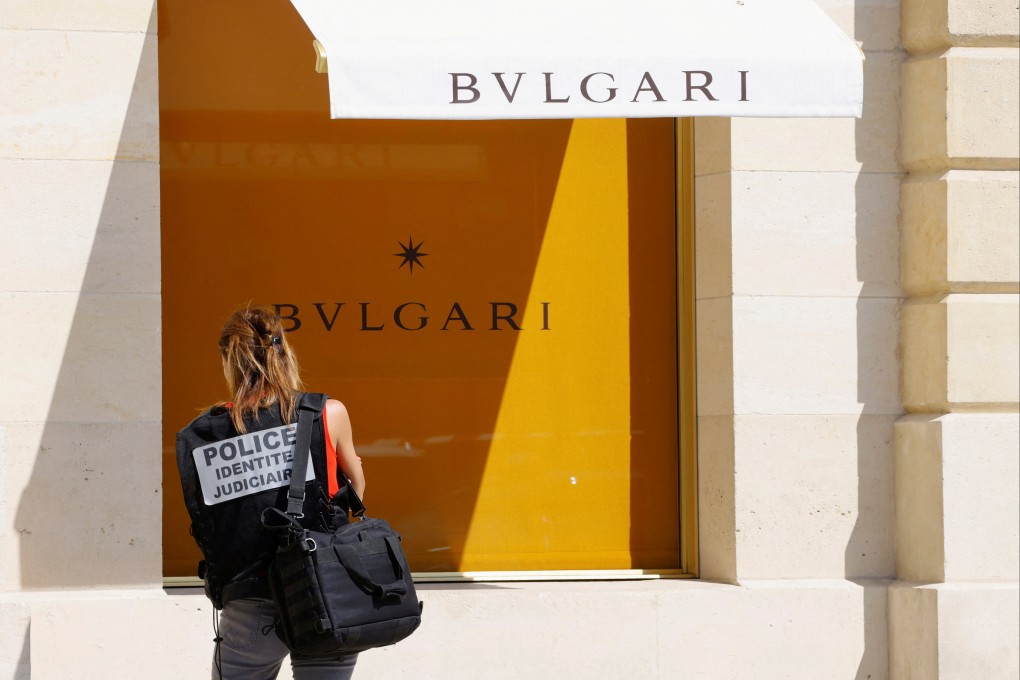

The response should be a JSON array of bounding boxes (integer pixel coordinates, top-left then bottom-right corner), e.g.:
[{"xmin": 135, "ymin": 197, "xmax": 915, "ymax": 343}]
[{"xmin": 160, "ymin": 0, "xmax": 679, "ymax": 575}]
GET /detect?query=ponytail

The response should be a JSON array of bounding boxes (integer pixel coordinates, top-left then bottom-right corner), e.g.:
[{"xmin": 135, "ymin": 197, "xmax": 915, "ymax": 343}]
[{"xmin": 218, "ymin": 304, "xmax": 302, "ymax": 433}]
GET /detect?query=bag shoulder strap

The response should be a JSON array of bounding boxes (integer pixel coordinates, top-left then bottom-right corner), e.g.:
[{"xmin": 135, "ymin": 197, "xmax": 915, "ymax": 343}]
[{"xmin": 285, "ymin": 392, "xmax": 327, "ymax": 517}]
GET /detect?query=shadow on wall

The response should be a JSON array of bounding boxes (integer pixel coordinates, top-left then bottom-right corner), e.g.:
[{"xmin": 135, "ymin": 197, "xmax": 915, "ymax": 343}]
[
  {"xmin": 849, "ymin": 1, "xmax": 904, "ymax": 679},
  {"xmin": 14, "ymin": 10, "xmax": 163, "ymax": 590}
]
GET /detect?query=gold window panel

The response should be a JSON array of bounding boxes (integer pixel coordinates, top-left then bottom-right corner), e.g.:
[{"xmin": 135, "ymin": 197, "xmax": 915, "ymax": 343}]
[{"xmin": 159, "ymin": 0, "xmax": 697, "ymax": 583}]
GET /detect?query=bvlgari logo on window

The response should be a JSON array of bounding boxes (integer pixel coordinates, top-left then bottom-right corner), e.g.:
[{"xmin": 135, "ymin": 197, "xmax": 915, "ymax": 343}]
[
  {"xmin": 394, "ymin": 236, "xmax": 428, "ymax": 273},
  {"xmin": 273, "ymin": 237, "xmax": 551, "ymax": 333}
]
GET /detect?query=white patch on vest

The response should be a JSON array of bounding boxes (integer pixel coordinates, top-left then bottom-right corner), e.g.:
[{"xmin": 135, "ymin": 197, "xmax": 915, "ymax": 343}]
[{"xmin": 192, "ymin": 424, "xmax": 315, "ymax": 506}]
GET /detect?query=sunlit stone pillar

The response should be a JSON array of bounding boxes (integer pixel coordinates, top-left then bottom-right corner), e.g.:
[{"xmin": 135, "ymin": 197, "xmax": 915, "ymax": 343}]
[{"xmin": 893, "ymin": 1, "xmax": 1020, "ymax": 677}]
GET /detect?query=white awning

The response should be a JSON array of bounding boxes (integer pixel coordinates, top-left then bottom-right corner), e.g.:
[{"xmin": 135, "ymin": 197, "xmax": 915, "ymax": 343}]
[{"xmin": 290, "ymin": 0, "xmax": 863, "ymax": 120}]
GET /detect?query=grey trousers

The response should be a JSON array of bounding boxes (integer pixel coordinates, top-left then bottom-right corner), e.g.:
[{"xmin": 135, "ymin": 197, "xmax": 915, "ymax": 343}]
[{"xmin": 212, "ymin": 598, "xmax": 358, "ymax": 680}]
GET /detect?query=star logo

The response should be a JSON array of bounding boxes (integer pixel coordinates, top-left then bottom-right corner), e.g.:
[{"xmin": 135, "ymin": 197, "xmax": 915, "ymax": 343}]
[{"xmin": 394, "ymin": 236, "xmax": 429, "ymax": 273}]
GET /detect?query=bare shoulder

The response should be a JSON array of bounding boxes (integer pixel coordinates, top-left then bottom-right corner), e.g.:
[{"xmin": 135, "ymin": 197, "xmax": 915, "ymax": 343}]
[
  {"xmin": 325, "ymin": 398, "xmax": 352, "ymax": 426},
  {"xmin": 325, "ymin": 399, "xmax": 356, "ymax": 445}
]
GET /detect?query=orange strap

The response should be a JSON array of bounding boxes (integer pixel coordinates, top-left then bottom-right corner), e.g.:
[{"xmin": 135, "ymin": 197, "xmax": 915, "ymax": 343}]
[{"xmin": 322, "ymin": 408, "xmax": 340, "ymax": 497}]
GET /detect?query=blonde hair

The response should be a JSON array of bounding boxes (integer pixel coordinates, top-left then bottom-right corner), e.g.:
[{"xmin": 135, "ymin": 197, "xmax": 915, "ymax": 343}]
[{"xmin": 218, "ymin": 304, "xmax": 302, "ymax": 433}]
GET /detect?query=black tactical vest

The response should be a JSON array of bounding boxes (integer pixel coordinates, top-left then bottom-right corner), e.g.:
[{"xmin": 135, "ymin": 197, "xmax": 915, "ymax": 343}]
[{"xmin": 176, "ymin": 392, "xmax": 340, "ymax": 607}]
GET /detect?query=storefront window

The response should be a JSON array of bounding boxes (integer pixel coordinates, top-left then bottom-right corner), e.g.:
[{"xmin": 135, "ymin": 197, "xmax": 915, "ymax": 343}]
[{"xmin": 160, "ymin": 0, "xmax": 682, "ymax": 576}]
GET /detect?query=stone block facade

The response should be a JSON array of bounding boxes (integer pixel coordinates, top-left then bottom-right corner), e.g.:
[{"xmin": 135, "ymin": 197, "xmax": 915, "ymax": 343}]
[
  {"xmin": 0, "ymin": 0, "xmax": 1017, "ymax": 677},
  {"xmin": 894, "ymin": 1, "xmax": 1020, "ymax": 678}
]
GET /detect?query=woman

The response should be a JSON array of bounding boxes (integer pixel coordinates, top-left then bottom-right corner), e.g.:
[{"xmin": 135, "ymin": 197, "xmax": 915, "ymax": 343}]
[{"xmin": 176, "ymin": 304, "xmax": 365, "ymax": 680}]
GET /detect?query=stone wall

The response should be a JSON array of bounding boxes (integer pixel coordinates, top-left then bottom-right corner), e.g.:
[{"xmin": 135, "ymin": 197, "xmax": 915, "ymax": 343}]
[
  {"xmin": 893, "ymin": 0, "xmax": 1020, "ymax": 677},
  {"xmin": 0, "ymin": 2, "xmax": 162, "ymax": 674},
  {"xmin": 1, "ymin": 0, "xmax": 1016, "ymax": 677},
  {"xmin": 694, "ymin": 0, "xmax": 902, "ymax": 585}
]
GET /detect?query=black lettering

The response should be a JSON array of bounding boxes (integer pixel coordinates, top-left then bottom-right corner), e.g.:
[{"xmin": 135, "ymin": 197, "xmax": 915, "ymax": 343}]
[
  {"xmin": 441, "ymin": 302, "xmax": 475, "ymax": 331},
  {"xmin": 242, "ymin": 460, "xmax": 255, "ymax": 473},
  {"xmin": 543, "ymin": 72, "xmax": 570, "ymax": 103},
  {"xmin": 490, "ymin": 302, "xmax": 522, "ymax": 330},
  {"xmin": 581, "ymin": 72, "xmax": 617, "ymax": 103},
  {"xmin": 249, "ymin": 475, "xmax": 261, "ymax": 488},
  {"xmin": 282, "ymin": 427, "xmax": 297, "ymax": 447},
  {"xmin": 360, "ymin": 302, "xmax": 384, "ymax": 331},
  {"xmin": 739, "ymin": 70, "xmax": 749, "ymax": 102},
  {"xmin": 264, "ymin": 430, "xmax": 280, "ymax": 449},
  {"xmin": 237, "ymin": 437, "xmax": 255, "ymax": 457},
  {"xmin": 394, "ymin": 302, "xmax": 428, "ymax": 331},
  {"xmin": 493, "ymin": 72, "xmax": 525, "ymax": 103},
  {"xmin": 202, "ymin": 446, "xmax": 219, "ymax": 466},
  {"xmin": 233, "ymin": 481, "xmax": 244, "ymax": 493},
  {"xmin": 631, "ymin": 72, "xmax": 665, "ymax": 102},
  {"xmin": 450, "ymin": 73, "xmax": 480, "ymax": 103},
  {"xmin": 220, "ymin": 442, "xmax": 238, "ymax": 461},
  {"xmin": 232, "ymin": 462, "xmax": 243, "ymax": 476},
  {"xmin": 313, "ymin": 303, "xmax": 344, "ymax": 331},
  {"xmin": 274, "ymin": 304, "xmax": 301, "ymax": 332},
  {"xmin": 213, "ymin": 486, "xmax": 222, "ymax": 499},
  {"xmin": 684, "ymin": 71, "xmax": 717, "ymax": 101}
]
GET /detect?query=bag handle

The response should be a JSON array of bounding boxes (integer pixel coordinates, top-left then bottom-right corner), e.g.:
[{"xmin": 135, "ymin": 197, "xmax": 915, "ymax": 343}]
[
  {"xmin": 261, "ymin": 506, "xmax": 304, "ymax": 534},
  {"xmin": 285, "ymin": 393, "xmax": 328, "ymax": 518},
  {"xmin": 334, "ymin": 536, "xmax": 407, "ymax": 600}
]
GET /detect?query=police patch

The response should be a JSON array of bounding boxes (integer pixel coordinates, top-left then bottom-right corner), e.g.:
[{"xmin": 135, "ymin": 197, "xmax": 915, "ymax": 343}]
[{"xmin": 192, "ymin": 424, "xmax": 315, "ymax": 506}]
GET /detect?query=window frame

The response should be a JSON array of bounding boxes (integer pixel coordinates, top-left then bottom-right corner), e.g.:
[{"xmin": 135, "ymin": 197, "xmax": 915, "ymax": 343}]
[{"xmin": 162, "ymin": 119, "xmax": 698, "ymax": 587}]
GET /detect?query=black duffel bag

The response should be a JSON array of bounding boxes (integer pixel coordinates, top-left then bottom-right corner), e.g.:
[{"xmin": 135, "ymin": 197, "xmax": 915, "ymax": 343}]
[{"xmin": 263, "ymin": 399, "xmax": 422, "ymax": 656}]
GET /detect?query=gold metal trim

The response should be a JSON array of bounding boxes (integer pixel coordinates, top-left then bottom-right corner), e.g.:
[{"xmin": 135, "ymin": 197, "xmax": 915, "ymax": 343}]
[
  {"xmin": 312, "ymin": 39, "xmax": 328, "ymax": 74},
  {"xmin": 676, "ymin": 118, "xmax": 699, "ymax": 578},
  {"xmin": 164, "ymin": 569, "xmax": 692, "ymax": 588}
]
